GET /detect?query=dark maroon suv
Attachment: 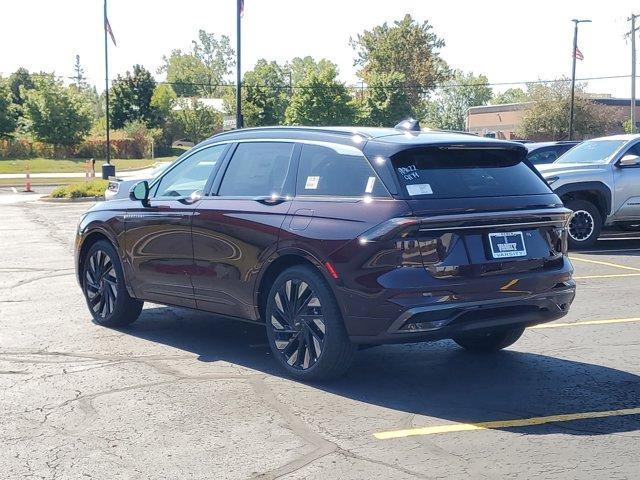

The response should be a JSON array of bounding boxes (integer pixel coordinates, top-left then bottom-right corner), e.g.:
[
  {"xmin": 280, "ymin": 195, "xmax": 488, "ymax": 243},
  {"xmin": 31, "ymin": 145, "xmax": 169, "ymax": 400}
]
[{"xmin": 75, "ymin": 125, "xmax": 576, "ymax": 380}]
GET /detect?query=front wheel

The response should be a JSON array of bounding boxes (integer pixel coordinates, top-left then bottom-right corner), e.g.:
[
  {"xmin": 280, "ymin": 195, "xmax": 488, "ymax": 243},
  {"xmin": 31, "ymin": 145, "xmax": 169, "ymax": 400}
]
[
  {"xmin": 453, "ymin": 326, "xmax": 524, "ymax": 352},
  {"xmin": 265, "ymin": 265, "xmax": 355, "ymax": 381},
  {"xmin": 82, "ymin": 240, "xmax": 143, "ymax": 327},
  {"xmin": 565, "ymin": 199, "xmax": 602, "ymax": 249}
]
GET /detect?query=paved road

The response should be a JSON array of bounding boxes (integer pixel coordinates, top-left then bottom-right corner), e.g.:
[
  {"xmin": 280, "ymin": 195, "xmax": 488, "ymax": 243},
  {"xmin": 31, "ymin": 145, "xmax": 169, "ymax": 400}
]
[{"xmin": 1, "ymin": 196, "xmax": 639, "ymax": 479}]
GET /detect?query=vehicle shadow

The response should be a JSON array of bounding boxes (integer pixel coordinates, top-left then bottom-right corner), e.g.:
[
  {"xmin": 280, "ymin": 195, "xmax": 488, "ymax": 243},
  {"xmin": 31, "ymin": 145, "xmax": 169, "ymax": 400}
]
[{"xmin": 123, "ymin": 306, "xmax": 640, "ymax": 436}]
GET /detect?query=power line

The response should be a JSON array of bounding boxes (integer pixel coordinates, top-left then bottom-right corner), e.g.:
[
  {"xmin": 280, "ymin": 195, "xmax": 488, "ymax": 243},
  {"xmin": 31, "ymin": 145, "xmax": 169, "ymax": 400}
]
[{"xmin": 0, "ymin": 71, "xmax": 632, "ymax": 91}]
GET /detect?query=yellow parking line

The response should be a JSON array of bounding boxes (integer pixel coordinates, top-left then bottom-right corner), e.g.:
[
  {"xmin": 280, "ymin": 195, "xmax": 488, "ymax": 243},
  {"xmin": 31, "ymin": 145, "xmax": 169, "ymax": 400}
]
[
  {"xmin": 574, "ymin": 273, "xmax": 640, "ymax": 280},
  {"xmin": 570, "ymin": 256, "xmax": 640, "ymax": 272},
  {"xmin": 531, "ymin": 317, "xmax": 640, "ymax": 329},
  {"xmin": 373, "ymin": 407, "xmax": 640, "ymax": 440}
]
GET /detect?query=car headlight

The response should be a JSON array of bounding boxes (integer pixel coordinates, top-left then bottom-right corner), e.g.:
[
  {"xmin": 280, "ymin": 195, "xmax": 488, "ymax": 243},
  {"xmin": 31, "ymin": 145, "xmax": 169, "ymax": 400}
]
[{"xmin": 545, "ymin": 176, "xmax": 559, "ymax": 185}]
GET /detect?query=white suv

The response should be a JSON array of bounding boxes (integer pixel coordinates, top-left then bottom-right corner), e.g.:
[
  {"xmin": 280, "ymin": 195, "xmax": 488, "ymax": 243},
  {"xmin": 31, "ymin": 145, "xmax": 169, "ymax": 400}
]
[{"xmin": 537, "ymin": 134, "xmax": 640, "ymax": 248}]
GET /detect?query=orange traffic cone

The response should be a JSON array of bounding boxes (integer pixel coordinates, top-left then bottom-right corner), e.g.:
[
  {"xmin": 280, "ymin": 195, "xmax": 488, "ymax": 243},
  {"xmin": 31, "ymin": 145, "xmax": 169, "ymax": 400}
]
[{"xmin": 24, "ymin": 162, "xmax": 33, "ymax": 193}]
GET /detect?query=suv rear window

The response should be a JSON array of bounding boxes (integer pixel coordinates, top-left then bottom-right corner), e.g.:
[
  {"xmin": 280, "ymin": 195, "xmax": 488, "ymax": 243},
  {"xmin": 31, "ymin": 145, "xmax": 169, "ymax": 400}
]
[{"xmin": 391, "ymin": 147, "xmax": 551, "ymax": 199}]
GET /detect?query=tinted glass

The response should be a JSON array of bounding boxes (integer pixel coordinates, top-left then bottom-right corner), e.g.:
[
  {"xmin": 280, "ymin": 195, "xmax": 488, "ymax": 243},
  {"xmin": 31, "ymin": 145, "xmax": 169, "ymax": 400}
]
[
  {"xmin": 296, "ymin": 144, "xmax": 388, "ymax": 197},
  {"xmin": 527, "ymin": 148, "xmax": 559, "ymax": 165},
  {"xmin": 154, "ymin": 144, "xmax": 226, "ymax": 198},
  {"xmin": 623, "ymin": 142, "xmax": 640, "ymax": 156},
  {"xmin": 557, "ymin": 140, "xmax": 626, "ymax": 164},
  {"xmin": 391, "ymin": 147, "xmax": 551, "ymax": 199},
  {"xmin": 218, "ymin": 142, "xmax": 294, "ymax": 197}
]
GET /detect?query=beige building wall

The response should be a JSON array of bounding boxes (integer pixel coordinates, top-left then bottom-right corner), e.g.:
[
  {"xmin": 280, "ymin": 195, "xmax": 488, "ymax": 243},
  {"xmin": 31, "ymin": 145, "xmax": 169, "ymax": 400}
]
[{"xmin": 466, "ymin": 101, "xmax": 640, "ymax": 141}]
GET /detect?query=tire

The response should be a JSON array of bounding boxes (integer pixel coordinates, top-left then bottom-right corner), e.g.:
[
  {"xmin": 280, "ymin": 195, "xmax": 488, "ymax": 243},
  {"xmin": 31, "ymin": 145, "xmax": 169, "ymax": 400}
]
[
  {"xmin": 265, "ymin": 265, "xmax": 356, "ymax": 381},
  {"xmin": 565, "ymin": 199, "xmax": 602, "ymax": 249},
  {"xmin": 453, "ymin": 326, "xmax": 525, "ymax": 353},
  {"xmin": 81, "ymin": 240, "xmax": 143, "ymax": 327}
]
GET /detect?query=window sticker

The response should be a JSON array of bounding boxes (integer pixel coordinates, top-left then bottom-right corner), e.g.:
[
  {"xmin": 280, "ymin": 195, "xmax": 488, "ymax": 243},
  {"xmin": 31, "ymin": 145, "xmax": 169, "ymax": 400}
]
[
  {"xmin": 365, "ymin": 176, "xmax": 376, "ymax": 194},
  {"xmin": 406, "ymin": 183, "xmax": 433, "ymax": 196},
  {"xmin": 397, "ymin": 165, "xmax": 420, "ymax": 181},
  {"xmin": 305, "ymin": 176, "xmax": 320, "ymax": 190}
]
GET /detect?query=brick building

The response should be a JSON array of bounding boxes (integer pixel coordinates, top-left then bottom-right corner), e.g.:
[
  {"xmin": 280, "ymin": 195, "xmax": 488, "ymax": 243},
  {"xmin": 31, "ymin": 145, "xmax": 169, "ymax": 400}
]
[{"xmin": 466, "ymin": 97, "xmax": 640, "ymax": 141}]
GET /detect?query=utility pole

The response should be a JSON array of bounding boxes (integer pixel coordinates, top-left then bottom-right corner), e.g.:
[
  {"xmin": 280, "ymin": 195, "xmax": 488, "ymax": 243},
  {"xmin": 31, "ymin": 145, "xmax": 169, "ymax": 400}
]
[
  {"xmin": 627, "ymin": 14, "xmax": 639, "ymax": 133},
  {"xmin": 569, "ymin": 19, "xmax": 591, "ymax": 141},
  {"xmin": 104, "ymin": 0, "xmax": 110, "ymax": 166},
  {"xmin": 235, "ymin": 0, "xmax": 243, "ymax": 129}
]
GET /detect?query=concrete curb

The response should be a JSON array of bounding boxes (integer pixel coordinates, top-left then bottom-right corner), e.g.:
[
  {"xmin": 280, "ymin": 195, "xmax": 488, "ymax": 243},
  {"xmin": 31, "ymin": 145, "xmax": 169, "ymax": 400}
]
[{"xmin": 40, "ymin": 196, "xmax": 105, "ymax": 203}]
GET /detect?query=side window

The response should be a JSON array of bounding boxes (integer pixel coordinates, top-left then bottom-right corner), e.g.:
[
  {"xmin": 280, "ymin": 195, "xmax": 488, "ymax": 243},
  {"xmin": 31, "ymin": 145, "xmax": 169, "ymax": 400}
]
[
  {"xmin": 528, "ymin": 148, "xmax": 557, "ymax": 165},
  {"xmin": 624, "ymin": 142, "xmax": 640, "ymax": 157},
  {"xmin": 154, "ymin": 144, "xmax": 226, "ymax": 198},
  {"xmin": 218, "ymin": 142, "xmax": 294, "ymax": 197},
  {"xmin": 296, "ymin": 144, "xmax": 389, "ymax": 197}
]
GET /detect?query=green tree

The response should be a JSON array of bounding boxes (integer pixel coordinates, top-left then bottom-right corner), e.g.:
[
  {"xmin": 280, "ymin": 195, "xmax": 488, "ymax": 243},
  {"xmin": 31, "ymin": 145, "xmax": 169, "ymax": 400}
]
[
  {"xmin": 491, "ymin": 87, "xmax": 528, "ymax": 105},
  {"xmin": 243, "ymin": 59, "xmax": 289, "ymax": 126},
  {"xmin": 8, "ymin": 68, "xmax": 35, "ymax": 106},
  {"xmin": 110, "ymin": 65, "xmax": 160, "ymax": 129},
  {"xmin": 518, "ymin": 80, "xmax": 613, "ymax": 140},
  {"xmin": 151, "ymin": 84, "xmax": 177, "ymax": 122},
  {"xmin": 355, "ymin": 72, "xmax": 412, "ymax": 126},
  {"xmin": 285, "ymin": 56, "xmax": 335, "ymax": 86},
  {"xmin": 284, "ymin": 64, "xmax": 355, "ymax": 126},
  {"xmin": 425, "ymin": 71, "xmax": 492, "ymax": 131},
  {"xmin": 0, "ymin": 79, "xmax": 18, "ymax": 138},
  {"xmin": 160, "ymin": 30, "xmax": 235, "ymax": 97},
  {"xmin": 171, "ymin": 98, "xmax": 222, "ymax": 143},
  {"xmin": 72, "ymin": 55, "xmax": 88, "ymax": 89},
  {"xmin": 22, "ymin": 75, "xmax": 92, "ymax": 145},
  {"xmin": 351, "ymin": 14, "xmax": 450, "ymax": 113}
]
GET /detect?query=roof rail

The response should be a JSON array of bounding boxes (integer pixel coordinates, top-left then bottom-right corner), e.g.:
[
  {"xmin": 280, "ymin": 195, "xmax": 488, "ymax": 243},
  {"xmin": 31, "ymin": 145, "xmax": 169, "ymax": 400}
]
[{"xmin": 208, "ymin": 125, "xmax": 377, "ymax": 140}]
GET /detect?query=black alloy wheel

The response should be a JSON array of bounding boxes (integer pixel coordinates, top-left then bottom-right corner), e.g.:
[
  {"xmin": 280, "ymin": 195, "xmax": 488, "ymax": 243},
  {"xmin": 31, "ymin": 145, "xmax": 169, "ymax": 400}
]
[
  {"xmin": 265, "ymin": 265, "xmax": 355, "ymax": 381},
  {"xmin": 82, "ymin": 240, "xmax": 143, "ymax": 327},
  {"xmin": 565, "ymin": 199, "xmax": 602, "ymax": 249},
  {"xmin": 270, "ymin": 278, "xmax": 326, "ymax": 370},
  {"xmin": 85, "ymin": 249, "xmax": 118, "ymax": 319}
]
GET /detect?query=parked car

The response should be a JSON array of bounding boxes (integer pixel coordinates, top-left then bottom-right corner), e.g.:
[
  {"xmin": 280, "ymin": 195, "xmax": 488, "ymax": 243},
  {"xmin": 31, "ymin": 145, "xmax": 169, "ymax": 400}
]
[
  {"xmin": 172, "ymin": 138, "xmax": 195, "ymax": 148},
  {"xmin": 525, "ymin": 141, "xmax": 580, "ymax": 165},
  {"xmin": 104, "ymin": 162, "xmax": 172, "ymax": 200},
  {"xmin": 537, "ymin": 134, "xmax": 640, "ymax": 248},
  {"xmin": 75, "ymin": 125, "xmax": 575, "ymax": 380}
]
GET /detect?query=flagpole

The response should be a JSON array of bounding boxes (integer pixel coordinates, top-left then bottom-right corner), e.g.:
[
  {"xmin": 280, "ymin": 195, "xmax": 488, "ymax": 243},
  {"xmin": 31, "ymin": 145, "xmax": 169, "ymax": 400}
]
[
  {"xmin": 102, "ymin": 0, "xmax": 113, "ymax": 179},
  {"xmin": 235, "ymin": 0, "xmax": 243, "ymax": 129},
  {"xmin": 569, "ymin": 21, "xmax": 579, "ymax": 141},
  {"xmin": 569, "ymin": 18, "xmax": 591, "ymax": 141}
]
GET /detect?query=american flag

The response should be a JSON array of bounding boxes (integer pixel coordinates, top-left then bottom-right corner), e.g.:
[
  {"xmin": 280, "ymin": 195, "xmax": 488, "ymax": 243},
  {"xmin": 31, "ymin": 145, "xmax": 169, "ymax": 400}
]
[
  {"xmin": 573, "ymin": 46, "xmax": 584, "ymax": 61},
  {"xmin": 105, "ymin": 16, "xmax": 117, "ymax": 46}
]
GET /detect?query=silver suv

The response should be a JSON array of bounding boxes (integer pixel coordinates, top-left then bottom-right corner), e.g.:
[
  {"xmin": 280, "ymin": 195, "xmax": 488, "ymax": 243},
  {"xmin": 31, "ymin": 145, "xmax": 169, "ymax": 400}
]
[{"xmin": 537, "ymin": 134, "xmax": 640, "ymax": 248}]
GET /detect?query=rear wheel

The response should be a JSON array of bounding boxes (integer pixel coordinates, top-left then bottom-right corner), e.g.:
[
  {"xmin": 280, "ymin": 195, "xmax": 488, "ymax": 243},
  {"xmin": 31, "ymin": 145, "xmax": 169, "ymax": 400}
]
[
  {"xmin": 453, "ymin": 326, "xmax": 524, "ymax": 352},
  {"xmin": 265, "ymin": 265, "xmax": 355, "ymax": 381},
  {"xmin": 82, "ymin": 240, "xmax": 143, "ymax": 327},
  {"xmin": 565, "ymin": 199, "xmax": 602, "ymax": 249}
]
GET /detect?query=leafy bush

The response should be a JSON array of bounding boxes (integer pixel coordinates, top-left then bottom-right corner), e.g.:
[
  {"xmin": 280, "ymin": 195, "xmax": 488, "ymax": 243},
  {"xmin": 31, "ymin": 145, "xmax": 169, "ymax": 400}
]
[
  {"xmin": 50, "ymin": 179, "xmax": 108, "ymax": 199},
  {"xmin": 0, "ymin": 128, "xmax": 154, "ymax": 159}
]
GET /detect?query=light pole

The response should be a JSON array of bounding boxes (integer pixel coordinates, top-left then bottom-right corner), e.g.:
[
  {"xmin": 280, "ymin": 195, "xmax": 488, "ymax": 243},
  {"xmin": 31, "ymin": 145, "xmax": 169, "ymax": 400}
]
[
  {"xmin": 569, "ymin": 19, "xmax": 591, "ymax": 141},
  {"xmin": 628, "ymin": 14, "xmax": 639, "ymax": 134}
]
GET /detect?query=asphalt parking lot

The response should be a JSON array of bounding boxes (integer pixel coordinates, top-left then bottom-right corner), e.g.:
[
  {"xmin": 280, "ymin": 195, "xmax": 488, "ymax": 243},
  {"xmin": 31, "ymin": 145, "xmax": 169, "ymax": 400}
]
[{"xmin": 1, "ymin": 195, "xmax": 639, "ymax": 480}]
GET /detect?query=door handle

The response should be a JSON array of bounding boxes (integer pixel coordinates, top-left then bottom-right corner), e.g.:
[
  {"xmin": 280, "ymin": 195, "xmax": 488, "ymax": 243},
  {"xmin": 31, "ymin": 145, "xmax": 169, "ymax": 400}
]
[{"xmin": 253, "ymin": 195, "xmax": 288, "ymax": 206}]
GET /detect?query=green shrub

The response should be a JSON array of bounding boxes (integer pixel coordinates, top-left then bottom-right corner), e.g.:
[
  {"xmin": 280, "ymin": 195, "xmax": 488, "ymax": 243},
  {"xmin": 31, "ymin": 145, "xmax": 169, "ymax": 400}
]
[{"xmin": 50, "ymin": 179, "xmax": 108, "ymax": 199}]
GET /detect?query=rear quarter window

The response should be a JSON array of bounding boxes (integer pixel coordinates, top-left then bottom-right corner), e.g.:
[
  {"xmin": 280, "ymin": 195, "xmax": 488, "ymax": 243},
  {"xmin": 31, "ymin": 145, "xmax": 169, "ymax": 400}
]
[{"xmin": 392, "ymin": 147, "xmax": 551, "ymax": 199}]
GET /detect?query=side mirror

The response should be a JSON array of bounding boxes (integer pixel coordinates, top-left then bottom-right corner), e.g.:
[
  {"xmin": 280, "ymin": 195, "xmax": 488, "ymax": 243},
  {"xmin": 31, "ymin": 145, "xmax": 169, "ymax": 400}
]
[
  {"xmin": 130, "ymin": 180, "xmax": 150, "ymax": 206},
  {"xmin": 619, "ymin": 154, "xmax": 640, "ymax": 168}
]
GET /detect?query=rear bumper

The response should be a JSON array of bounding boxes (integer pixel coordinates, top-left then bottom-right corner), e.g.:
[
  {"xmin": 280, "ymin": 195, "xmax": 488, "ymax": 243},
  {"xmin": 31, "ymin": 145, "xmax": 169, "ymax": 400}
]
[{"xmin": 347, "ymin": 280, "xmax": 575, "ymax": 345}]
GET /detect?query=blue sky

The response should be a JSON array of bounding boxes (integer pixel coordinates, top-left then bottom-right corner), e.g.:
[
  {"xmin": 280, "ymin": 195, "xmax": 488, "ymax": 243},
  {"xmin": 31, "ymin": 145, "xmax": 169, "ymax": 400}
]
[{"xmin": 1, "ymin": 0, "xmax": 638, "ymax": 97}]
